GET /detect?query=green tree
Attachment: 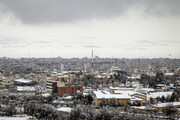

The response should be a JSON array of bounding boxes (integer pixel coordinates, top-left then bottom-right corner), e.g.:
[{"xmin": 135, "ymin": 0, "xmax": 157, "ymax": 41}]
[
  {"xmin": 87, "ymin": 95, "xmax": 93, "ymax": 104},
  {"xmin": 140, "ymin": 74, "xmax": 151, "ymax": 87},
  {"xmin": 170, "ymin": 92, "xmax": 176, "ymax": 102},
  {"xmin": 155, "ymin": 72, "xmax": 164, "ymax": 84},
  {"xmin": 160, "ymin": 95, "xmax": 165, "ymax": 102},
  {"xmin": 150, "ymin": 97, "xmax": 154, "ymax": 103}
]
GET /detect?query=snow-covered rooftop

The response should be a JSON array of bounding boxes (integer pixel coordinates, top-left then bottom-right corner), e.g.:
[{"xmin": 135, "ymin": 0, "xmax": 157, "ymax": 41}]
[
  {"xmin": 135, "ymin": 88, "xmax": 155, "ymax": 92},
  {"xmin": 127, "ymin": 76, "xmax": 140, "ymax": 79},
  {"xmin": 165, "ymin": 73, "xmax": 174, "ymax": 76},
  {"xmin": 110, "ymin": 86, "xmax": 134, "ymax": 90},
  {"xmin": 17, "ymin": 86, "xmax": 35, "ymax": 91},
  {"xmin": 95, "ymin": 75, "xmax": 105, "ymax": 79},
  {"xmin": 63, "ymin": 96, "xmax": 73, "ymax": 99},
  {"xmin": 94, "ymin": 90, "xmax": 131, "ymax": 99},
  {"xmin": 156, "ymin": 84, "xmax": 165, "ymax": 87},
  {"xmin": 153, "ymin": 102, "xmax": 180, "ymax": 108},
  {"xmin": 57, "ymin": 107, "xmax": 72, "ymax": 113},
  {"xmin": 83, "ymin": 93, "xmax": 89, "ymax": 96},
  {"xmin": 114, "ymin": 90, "xmax": 145, "ymax": 96},
  {"xmin": 147, "ymin": 92, "xmax": 173, "ymax": 100},
  {"xmin": 42, "ymin": 93, "xmax": 50, "ymax": 97},
  {"xmin": 14, "ymin": 78, "xmax": 32, "ymax": 83}
]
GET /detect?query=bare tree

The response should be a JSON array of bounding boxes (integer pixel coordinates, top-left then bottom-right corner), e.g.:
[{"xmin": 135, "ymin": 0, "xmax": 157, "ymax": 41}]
[{"xmin": 163, "ymin": 105, "xmax": 178, "ymax": 119}]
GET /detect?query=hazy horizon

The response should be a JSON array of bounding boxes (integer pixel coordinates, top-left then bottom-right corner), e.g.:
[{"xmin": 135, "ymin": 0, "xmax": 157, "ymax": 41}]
[
  {"xmin": 0, "ymin": 0, "xmax": 180, "ymax": 58},
  {"xmin": 0, "ymin": 55, "xmax": 180, "ymax": 59}
]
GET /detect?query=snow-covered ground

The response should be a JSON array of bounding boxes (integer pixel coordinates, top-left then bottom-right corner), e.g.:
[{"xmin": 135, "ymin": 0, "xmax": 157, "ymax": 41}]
[{"xmin": 0, "ymin": 116, "xmax": 31, "ymax": 120}]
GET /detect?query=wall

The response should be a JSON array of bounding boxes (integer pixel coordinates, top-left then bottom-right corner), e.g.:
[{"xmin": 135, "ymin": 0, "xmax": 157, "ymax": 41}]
[
  {"xmin": 57, "ymin": 85, "xmax": 83, "ymax": 96},
  {"xmin": 94, "ymin": 96, "xmax": 130, "ymax": 106}
]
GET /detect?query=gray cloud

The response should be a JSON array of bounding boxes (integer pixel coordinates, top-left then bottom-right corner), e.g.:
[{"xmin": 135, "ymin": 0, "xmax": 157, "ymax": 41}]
[
  {"xmin": 35, "ymin": 41, "xmax": 52, "ymax": 44},
  {"xmin": 0, "ymin": 37, "xmax": 52, "ymax": 48},
  {"xmin": 63, "ymin": 45, "xmax": 72, "ymax": 48},
  {"xmin": 126, "ymin": 39, "xmax": 171, "ymax": 50},
  {"xmin": 0, "ymin": 37, "xmax": 26, "ymax": 45},
  {"xmin": 136, "ymin": 40, "xmax": 157, "ymax": 44},
  {"xmin": 125, "ymin": 47, "xmax": 147, "ymax": 50},
  {"xmin": 163, "ymin": 40, "xmax": 180, "ymax": 43},
  {"xmin": 2, "ymin": 44, "xmax": 27, "ymax": 48},
  {"xmin": 0, "ymin": 0, "xmax": 180, "ymax": 24},
  {"xmin": 83, "ymin": 45, "xmax": 102, "ymax": 48},
  {"xmin": 135, "ymin": 40, "xmax": 170, "ymax": 47}
]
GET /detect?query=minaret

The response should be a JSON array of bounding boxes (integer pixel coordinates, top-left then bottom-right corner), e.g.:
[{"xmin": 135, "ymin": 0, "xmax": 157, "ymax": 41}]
[
  {"xmin": 91, "ymin": 50, "xmax": 94, "ymax": 74},
  {"xmin": 84, "ymin": 64, "xmax": 87, "ymax": 76},
  {"xmin": 61, "ymin": 64, "xmax": 64, "ymax": 72}
]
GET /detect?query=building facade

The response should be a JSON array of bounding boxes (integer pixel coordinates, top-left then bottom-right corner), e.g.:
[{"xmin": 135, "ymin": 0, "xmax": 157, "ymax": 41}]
[
  {"xmin": 94, "ymin": 91, "xmax": 131, "ymax": 106},
  {"xmin": 46, "ymin": 78, "xmax": 57, "ymax": 94},
  {"xmin": 57, "ymin": 84, "xmax": 83, "ymax": 96}
]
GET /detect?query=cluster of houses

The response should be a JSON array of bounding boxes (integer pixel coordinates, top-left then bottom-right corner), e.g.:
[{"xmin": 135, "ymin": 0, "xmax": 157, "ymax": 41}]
[
  {"xmin": 93, "ymin": 86, "xmax": 180, "ymax": 113},
  {"xmin": 0, "ymin": 67, "xmax": 180, "ymax": 116}
]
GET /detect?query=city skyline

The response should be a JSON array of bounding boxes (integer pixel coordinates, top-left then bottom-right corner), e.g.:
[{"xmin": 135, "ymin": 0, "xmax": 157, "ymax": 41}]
[{"xmin": 0, "ymin": 0, "xmax": 180, "ymax": 58}]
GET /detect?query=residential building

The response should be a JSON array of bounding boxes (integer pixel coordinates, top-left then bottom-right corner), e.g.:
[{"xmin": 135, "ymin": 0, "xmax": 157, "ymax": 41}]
[{"xmin": 46, "ymin": 78, "xmax": 58, "ymax": 94}]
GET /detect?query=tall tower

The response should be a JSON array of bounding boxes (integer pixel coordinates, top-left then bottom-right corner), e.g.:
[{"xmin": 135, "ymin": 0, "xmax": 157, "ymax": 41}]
[
  {"xmin": 84, "ymin": 64, "xmax": 87, "ymax": 76},
  {"xmin": 91, "ymin": 50, "xmax": 94, "ymax": 74},
  {"xmin": 61, "ymin": 64, "xmax": 64, "ymax": 72}
]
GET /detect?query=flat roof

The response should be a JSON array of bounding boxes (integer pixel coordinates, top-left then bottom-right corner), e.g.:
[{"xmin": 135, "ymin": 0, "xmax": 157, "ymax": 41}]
[
  {"xmin": 110, "ymin": 86, "xmax": 134, "ymax": 90},
  {"xmin": 153, "ymin": 102, "xmax": 180, "ymax": 108},
  {"xmin": 14, "ymin": 78, "xmax": 32, "ymax": 83},
  {"xmin": 94, "ymin": 90, "xmax": 131, "ymax": 99},
  {"xmin": 114, "ymin": 90, "xmax": 145, "ymax": 96},
  {"xmin": 17, "ymin": 86, "xmax": 35, "ymax": 91}
]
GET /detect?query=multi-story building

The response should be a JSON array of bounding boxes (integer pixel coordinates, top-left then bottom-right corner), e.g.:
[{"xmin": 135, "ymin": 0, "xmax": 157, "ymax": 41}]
[
  {"xmin": 57, "ymin": 84, "xmax": 83, "ymax": 96},
  {"xmin": 94, "ymin": 90, "xmax": 131, "ymax": 106},
  {"xmin": 93, "ymin": 86, "xmax": 147, "ymax": 107},
  {"xmin": 152, "ymin": 102, "xmax": 180, "ymax": 112},
  {"xmin": 0, "ymin": 78, "xmax": 4, "ymax": 92},
  {"xmin": 50, "ymin": 73, "xmax": 76, "ymax": 83},
  {"xmin": 110, "ymin": 86, "xmax": 134, "ymax": 94},
  {"xmin": 46, "ymin": 78, "xmax": 58, "ymax": 94}
]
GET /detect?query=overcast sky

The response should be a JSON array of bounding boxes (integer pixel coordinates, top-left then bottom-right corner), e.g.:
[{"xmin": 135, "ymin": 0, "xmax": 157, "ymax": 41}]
[{"xmin": 0, "ymin": 0, "xmax": 180, "ymax": 58}]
